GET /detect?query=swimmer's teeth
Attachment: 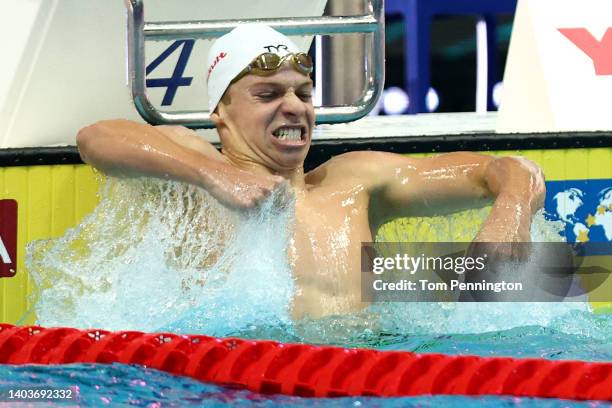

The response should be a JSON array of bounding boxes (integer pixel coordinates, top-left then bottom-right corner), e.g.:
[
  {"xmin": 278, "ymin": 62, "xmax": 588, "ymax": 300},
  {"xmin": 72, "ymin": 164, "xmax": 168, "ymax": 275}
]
[{"xmin": 275, "ymin": 128, "xmax": 301, "ymax": 141}]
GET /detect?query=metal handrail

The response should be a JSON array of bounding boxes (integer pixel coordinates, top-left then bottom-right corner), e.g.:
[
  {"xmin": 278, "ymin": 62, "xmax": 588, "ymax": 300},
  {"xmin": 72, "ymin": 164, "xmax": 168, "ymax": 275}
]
[{"xmin": 124, "ymin": 0, "xmax": 385, "ymax": 128}]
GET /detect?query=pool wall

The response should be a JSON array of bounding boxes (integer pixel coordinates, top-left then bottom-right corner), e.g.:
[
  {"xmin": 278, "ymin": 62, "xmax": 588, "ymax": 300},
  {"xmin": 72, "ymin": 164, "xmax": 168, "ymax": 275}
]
[{"xmin": 0, "ymin": 146, "xmax": 611, "ymax": 324}]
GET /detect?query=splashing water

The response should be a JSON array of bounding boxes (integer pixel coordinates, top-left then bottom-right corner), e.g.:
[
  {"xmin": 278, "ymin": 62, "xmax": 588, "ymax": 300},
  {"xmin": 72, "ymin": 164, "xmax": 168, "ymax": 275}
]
[
  {"xmin": 25, "ymin": 177, "xmax": 605, "ymax": 346},
  {"xmin": 26, "ymin": 178, "xmax": 296, "ymax": 337}
]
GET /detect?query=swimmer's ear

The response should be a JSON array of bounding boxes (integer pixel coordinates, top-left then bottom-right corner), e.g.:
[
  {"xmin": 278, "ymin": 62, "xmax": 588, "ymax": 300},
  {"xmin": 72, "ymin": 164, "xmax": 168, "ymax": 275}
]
[
  {"xmin": 212, "ymin": 92, "xmax": 233, "ymax": 128},
  {"xmin": 210, "ymin": 110, "xmax": 224, "ymax": 127}
]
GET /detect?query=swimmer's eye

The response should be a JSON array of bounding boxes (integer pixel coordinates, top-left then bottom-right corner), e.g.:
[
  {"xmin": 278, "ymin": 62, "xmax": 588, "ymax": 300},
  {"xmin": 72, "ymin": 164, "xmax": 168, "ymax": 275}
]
[
  {"xmin": 254, "ymin": 89, "xmax": 312, "ymax": 102},
  {"xmin": 255, "ymin": 92, "xmax": 279, "ymax": 101},
  {"xmin": 298, "ymin": 93, "xmax": 312, "ymax": 101}
]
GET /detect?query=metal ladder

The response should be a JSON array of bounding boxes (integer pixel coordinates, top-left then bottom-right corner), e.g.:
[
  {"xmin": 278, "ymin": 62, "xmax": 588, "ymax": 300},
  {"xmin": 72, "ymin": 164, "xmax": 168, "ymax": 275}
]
[{"xmin": 124, "ymin": 0, "xmax": 385, "ymax": 128}]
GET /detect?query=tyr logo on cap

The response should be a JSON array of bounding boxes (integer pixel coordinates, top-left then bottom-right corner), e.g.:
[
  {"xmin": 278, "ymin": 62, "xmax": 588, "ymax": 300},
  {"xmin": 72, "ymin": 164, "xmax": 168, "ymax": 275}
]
[
  {"xmin": 208, "ymin": 52, "xmax": 228, "ymax": 80},
  {"xmin": 263, "ymin": 44, "xmax": 289, "ymax": 53}
]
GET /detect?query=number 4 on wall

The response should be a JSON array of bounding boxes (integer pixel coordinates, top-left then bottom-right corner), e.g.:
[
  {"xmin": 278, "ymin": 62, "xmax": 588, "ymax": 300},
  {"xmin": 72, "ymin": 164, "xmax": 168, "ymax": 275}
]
[{"xmin": 146, "ymin": 40, "xmax": 195, "ymax": 106}]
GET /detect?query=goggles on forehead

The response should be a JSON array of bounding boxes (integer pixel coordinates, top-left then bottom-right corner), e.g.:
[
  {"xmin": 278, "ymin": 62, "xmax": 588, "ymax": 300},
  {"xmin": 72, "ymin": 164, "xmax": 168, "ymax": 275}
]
[{"xmin": 232, "ymin": 52, "xmax": 313, "ymax": 83}]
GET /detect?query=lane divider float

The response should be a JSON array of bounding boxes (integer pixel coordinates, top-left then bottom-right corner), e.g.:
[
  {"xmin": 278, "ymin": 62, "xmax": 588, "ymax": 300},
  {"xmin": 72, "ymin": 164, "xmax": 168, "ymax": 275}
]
[{"xmin": 0, "ymin": 324, "xmax": 610, "ymax": 401}]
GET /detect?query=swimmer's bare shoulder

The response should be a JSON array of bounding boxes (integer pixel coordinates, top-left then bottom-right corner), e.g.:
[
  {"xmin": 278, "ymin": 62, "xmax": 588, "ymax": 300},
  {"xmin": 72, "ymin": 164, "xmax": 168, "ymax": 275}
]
[
  {"xmin": 306, "ymin": 151, "xmax": 413, "ymax": 187},
  {"xmin": 77, "ymin": 119, "xmax": 284, "ymax": 209}
]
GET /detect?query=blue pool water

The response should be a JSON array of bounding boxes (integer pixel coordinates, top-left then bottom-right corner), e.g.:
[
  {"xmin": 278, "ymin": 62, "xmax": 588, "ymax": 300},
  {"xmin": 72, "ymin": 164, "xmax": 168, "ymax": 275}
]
[
  {"xmin": 2, "ymin": 364, "xmax": 605, "ymax": 408},
  {"xmin": 13, "ymin": 178, "xmax": 612, "ymax": 406}
]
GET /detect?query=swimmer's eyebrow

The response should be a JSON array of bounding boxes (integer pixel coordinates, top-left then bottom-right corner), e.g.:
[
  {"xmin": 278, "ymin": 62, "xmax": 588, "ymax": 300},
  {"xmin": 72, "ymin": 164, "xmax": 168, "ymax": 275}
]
[{"xmin": 250, "ymin": 79, "xmax": 313, "ymax": 90}]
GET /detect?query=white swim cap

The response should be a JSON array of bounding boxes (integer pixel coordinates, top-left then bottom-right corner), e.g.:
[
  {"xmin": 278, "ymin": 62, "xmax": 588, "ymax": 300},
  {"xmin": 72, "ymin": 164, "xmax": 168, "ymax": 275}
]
[{"xmin": 206, "ymin": 24, "xmax": 300, "ymax": 112}]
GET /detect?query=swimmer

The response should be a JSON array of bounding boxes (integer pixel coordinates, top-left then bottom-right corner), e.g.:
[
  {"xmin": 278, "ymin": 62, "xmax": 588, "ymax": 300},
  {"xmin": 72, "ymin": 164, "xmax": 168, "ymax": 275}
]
[{"xmin": 77, "ymin": 24, "xmax": 545, "ymax": 319}]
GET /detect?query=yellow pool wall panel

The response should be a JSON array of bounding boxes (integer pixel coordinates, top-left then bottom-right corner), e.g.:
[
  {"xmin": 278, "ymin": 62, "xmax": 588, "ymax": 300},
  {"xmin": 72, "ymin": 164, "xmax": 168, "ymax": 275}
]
[
  {"xmin": 0, "ymin": 165, "xmax": 101, "ymax": 324},
  {"xmin": 0, "ymin": 147, "xmax": 611, "ymax": 324}
]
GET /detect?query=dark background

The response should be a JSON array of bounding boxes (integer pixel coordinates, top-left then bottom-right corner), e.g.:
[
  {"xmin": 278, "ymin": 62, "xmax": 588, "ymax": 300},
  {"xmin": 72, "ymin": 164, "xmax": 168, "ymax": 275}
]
[{"xmin": 384, "ymin": 14, "xmax": 515, "ymax": 113}]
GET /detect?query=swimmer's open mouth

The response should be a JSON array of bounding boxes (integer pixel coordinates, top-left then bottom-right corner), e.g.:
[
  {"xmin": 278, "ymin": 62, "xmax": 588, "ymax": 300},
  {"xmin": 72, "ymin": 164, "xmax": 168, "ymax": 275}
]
[{"xmin": 272, "ymin": 126, "xmax": 307, "ymax": 145}]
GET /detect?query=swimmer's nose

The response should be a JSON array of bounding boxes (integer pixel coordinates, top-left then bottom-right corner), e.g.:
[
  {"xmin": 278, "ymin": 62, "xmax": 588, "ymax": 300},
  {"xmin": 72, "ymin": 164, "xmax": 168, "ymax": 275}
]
[{"xmin": 280, "ymin": 91, "xmax": 308, "ymax": 118}]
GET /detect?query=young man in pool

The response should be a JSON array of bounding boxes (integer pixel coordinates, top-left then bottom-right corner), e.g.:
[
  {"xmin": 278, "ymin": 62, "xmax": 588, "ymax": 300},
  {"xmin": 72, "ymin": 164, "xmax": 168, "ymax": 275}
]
[{"xmin": 77, "ymin": 24, "xmax": 545, "ymax": 319}]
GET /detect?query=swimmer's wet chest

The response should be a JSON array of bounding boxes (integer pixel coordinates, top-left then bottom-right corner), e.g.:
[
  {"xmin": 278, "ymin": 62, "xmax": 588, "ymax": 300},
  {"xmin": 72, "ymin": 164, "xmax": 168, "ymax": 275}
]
[
  {"xmin": 290, "ymin": 186, "xmax": 370, "ymax": 303},
  {"xmin": 292, "ymin": 184, "xmax": 373, "ymax": 247}
]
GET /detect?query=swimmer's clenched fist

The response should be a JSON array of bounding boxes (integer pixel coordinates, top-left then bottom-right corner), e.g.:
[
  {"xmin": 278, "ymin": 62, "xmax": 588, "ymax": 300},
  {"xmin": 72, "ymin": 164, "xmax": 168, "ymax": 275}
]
[
  {"xmin": 77, "ymin": 24, "xmax": 547, "ymax": 318},
  {"xmin": 203, "ymin": 162, "xmax": 287, "ymax": 209},
  {"xmin": 473, "ymin": 156, "xmax": 546, "ymax": 243}
]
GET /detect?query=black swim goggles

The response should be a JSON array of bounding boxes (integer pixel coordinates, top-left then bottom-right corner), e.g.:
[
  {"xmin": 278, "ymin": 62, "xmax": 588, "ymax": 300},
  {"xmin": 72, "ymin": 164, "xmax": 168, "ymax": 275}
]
[{"xmin": 232, "ymin": 52, "xmax": 313, "ymax": 83}]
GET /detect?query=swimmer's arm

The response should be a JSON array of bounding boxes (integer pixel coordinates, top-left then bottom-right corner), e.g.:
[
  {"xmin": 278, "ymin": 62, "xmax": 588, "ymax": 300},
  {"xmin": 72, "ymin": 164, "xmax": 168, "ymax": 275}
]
[
  {"xmin": 329, "ymin": 151, "xmax": 545, "ymax": 239},
  {"xmin": 76, "ymin": 119, "xmax": 284, "ymax": 208},
  {"xmin": 156, "ymin": 125, "xmax": 224, "ymax": 159},
  {"xmin": 77, "ymin": 119, "xmax": 225, "ymax": 179}
]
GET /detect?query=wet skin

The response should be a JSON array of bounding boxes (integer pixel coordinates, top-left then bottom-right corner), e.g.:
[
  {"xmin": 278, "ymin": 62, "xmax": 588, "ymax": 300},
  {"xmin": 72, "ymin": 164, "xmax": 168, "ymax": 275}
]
[{"xmin": 77, "ymin": 66, "xmax": 545, "ymax": 320}]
